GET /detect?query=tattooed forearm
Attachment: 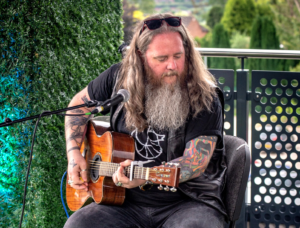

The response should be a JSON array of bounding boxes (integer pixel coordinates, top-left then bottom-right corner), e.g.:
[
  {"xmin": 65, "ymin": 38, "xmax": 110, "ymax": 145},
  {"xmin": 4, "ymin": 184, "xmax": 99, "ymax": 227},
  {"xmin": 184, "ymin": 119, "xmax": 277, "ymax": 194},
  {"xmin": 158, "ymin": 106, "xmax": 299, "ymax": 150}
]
[
  {"xmin": 67, "ymin": 146, "xmax": 80, "ymax": 153},
  {"xmin": 69, "ymin": 159, "xmax": 77, "ymax": 168},
  {"xmin": 171, "ymin": 136, "xmax": 217, "ymax": 183},
  {"xmin": 66, "ymin": 126, "xmax": 84, "ymax": 145},
  {"xmin": 70, "ymin": 109, "xmax": 84, "ymax": 114},
  {"xmin": 65, "ymin": 115, "xmax": 89, "ymax": 145},
  {"xmin": 65, "ymin": 116, "xmax": 89, "ymax": 130},
  {"xmin": 81, "ymin": 95, "xmax": 89, "ymax": 103}
]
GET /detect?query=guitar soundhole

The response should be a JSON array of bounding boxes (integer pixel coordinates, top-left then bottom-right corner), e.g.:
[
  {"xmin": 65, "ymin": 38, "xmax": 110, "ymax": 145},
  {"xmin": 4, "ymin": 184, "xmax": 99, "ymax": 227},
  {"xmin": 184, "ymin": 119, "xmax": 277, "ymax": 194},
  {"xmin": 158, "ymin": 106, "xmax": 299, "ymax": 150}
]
[{"xmin": 90, "ymin": 153, "xmax": 101, "ymax": 182}]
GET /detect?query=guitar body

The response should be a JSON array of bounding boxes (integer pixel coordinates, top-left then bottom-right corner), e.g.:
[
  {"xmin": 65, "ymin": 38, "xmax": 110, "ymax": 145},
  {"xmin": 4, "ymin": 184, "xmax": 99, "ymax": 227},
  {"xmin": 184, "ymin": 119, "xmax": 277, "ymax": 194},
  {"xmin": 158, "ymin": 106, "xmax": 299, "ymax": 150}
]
[{"xmin": 66, "ymin": 117, "xmax": 135, "ymax": 211}]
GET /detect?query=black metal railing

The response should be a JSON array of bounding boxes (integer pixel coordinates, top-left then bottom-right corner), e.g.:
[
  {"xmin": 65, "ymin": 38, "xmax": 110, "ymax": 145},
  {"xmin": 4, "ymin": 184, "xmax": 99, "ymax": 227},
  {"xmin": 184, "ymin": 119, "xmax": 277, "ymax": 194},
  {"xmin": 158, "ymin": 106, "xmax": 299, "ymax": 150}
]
[{"xmin": 203, "ymin": 48, "xmax": 300, "ymax": 228}]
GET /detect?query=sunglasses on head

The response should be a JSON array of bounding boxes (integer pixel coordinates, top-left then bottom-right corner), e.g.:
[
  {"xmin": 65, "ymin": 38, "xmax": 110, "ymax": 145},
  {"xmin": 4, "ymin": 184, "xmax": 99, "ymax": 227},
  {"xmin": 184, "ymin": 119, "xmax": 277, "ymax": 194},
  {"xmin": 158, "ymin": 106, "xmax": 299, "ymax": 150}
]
[{"xmin": 139, "ymin": 17, "xmax": 182, "ymax": 35}]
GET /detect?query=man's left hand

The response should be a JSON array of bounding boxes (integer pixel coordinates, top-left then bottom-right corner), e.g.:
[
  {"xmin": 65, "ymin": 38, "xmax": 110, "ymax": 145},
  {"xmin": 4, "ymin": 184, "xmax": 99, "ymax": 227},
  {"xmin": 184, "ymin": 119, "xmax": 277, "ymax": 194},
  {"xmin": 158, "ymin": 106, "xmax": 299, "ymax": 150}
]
[{"xmin": 112, "ymin": 159, "xmax": 146, "ymax": 188}]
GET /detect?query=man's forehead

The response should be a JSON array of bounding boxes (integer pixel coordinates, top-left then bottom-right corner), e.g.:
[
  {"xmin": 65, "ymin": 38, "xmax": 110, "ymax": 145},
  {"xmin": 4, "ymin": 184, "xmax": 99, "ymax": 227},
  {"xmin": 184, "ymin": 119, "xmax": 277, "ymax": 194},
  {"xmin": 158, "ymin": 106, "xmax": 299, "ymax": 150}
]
[{"xmin": 147, "ymin": 32, "xmax": 184, "ymax": 55}]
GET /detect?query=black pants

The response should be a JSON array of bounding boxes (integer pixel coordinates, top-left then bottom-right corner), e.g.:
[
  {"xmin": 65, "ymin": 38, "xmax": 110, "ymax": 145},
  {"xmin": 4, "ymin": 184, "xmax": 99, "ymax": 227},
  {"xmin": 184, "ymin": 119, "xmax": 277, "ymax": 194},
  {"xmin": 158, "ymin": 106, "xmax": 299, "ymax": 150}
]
[{"xmin": 64, "ymin": 199, "xmax": 225, "ymax": 228}]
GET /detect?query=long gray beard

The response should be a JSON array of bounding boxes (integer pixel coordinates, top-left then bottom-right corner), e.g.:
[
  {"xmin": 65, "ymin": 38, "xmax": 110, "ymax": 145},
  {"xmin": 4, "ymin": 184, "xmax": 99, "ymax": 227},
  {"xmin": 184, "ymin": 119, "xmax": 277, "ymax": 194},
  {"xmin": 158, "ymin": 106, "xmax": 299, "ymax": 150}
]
[{"xmin": 145, "ymin": 82, "xmax": 190, "ymax": 131}]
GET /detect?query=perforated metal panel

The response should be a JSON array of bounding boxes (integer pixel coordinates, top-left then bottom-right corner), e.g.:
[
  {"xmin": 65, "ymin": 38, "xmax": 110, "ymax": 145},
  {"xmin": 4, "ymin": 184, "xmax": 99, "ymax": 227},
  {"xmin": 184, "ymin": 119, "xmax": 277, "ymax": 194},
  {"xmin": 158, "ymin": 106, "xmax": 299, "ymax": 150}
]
[
  {"xmin": 251, "ymin": 71, "xmax": 300, "ymax": 227},
  {"xmin": 209, "ymin": 69, "xmax": 235, "ymax": 136}
]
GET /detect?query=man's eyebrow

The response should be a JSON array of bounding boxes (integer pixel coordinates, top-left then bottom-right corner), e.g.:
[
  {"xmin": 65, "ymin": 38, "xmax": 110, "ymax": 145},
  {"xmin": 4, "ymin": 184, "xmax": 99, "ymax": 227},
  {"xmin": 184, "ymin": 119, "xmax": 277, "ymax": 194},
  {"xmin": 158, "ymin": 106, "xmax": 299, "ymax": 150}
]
[
  {"xmin": 153, "ymin": 52, "xmax": 183, "ymax": 59},
  {"xmin": 153, "ymin": 55, "xmax": 167, "ymax": 59}
]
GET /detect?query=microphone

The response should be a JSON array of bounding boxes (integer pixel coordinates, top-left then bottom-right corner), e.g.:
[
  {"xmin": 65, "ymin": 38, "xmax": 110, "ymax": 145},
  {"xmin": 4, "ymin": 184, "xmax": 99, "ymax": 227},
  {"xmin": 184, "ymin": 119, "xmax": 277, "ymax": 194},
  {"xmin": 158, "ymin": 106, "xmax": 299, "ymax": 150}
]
[{"xmin": 90, "ymin": 89, "xmax": 130, "ymax": 114}]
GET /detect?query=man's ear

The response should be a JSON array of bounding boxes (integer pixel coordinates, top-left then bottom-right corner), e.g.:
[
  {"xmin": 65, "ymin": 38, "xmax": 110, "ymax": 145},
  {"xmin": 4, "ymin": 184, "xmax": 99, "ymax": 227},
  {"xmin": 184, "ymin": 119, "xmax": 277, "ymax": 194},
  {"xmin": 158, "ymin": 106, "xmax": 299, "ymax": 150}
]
[{"xmin": 137, "ymin": 50, "xmax": 145, "ymax": 64}]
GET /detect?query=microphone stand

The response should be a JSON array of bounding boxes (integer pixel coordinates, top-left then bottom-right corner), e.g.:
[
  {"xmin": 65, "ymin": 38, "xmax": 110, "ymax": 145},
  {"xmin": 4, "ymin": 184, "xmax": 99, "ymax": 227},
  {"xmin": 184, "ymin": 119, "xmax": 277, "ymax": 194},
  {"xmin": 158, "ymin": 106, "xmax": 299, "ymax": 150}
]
[
  {"xmin": 0, "ymin": 99, "xmax": 101, "ymax": 228},
  {"xmin": 0, "ymin": 100, "xmax": 100, "ymax": 127}
]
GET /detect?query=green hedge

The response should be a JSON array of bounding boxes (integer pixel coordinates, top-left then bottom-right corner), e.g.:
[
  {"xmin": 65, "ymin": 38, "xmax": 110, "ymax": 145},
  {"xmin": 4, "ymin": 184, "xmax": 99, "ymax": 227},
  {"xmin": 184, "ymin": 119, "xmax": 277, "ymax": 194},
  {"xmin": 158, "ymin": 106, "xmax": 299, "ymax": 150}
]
[
  {"xmin": 0, "ymin": 0, "xmax": 123, "ymax": 227},
  {"xmin": 210, "ymin": 23, "xmax": 235, "ymax": 70}
]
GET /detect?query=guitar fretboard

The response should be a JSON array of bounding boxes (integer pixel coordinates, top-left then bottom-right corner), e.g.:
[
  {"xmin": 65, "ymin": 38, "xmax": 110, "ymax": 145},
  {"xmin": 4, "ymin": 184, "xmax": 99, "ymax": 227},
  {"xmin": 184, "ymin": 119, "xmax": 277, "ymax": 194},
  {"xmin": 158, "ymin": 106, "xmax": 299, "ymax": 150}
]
[{"xmin": 91, "ymin": 161, "xmax": 149, "ymax": 180}]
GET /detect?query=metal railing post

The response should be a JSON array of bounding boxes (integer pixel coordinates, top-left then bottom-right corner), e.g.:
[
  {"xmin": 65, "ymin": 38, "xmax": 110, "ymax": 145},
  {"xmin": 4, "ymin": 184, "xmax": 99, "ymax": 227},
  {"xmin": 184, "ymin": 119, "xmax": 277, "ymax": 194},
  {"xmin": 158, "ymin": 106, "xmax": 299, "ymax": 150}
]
[
  {"xmin": 236, "ymin": 70, "xmax": 249, "ymax": 142},
  {"xmin": 235, "ymin": 69, "xmax": 249, "ymax": 228}
]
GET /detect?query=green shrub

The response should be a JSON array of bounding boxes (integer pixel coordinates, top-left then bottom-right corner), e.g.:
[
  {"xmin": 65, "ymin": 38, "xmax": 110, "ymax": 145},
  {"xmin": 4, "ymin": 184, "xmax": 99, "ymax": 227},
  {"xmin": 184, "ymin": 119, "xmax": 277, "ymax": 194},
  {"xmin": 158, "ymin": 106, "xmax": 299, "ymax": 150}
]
[
  {"xmin": 206, "ymin": 5, "xmax": 223, "ymax": 29},
  {"xmin": 221, "ymin": 0, "xmax": 256, "ymax": 35},
  {"xmin": 210, "ymin": 23, "xmax": 235, "ymax": 69},
  {"xmin": 249, "ymin": 16, "xmax": 279, "ymax": 71},
  {"xmin": 230, "ymin": 32, "xmax": 250, "ymax": 49},
  {"xmin": 0, "ymin": 0, "xmax": 122, "ymax": 227}
]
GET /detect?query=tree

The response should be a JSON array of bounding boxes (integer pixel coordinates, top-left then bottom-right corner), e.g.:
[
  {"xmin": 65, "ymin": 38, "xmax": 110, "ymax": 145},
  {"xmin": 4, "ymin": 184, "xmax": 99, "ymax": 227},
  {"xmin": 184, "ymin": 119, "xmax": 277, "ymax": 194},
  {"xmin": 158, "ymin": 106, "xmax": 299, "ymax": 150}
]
[
  {"xmin": 207, "ymin": 5, "xmax": 223, "ymax": 29},
  {"xmin": 249, "ymin": 16, "xmax": 279, "ymax": 71},
  {"xmin": 271, "ymin": 0, "xmax": 300, "ymax": 50},
  {"xmin": 249, "ymin": 17, "xmax": 263, "ymax": 70},
  {"xmin": 128, "ymin": 0, "xmax": 155, "ymax": 14},
  {"xmin": 269, "ymin": 0, "xmax": 300, "ymax": 70},
  {"xmin": 210, "ymin": 23, "xmax": 235, "ymax": 69},
  {"xmin": 208, "ymin": 0, "xmax": 228, "ymax": 7},
  {"xmin": 256, "ymin": 1, "xmax": 274, "ymax": 18},
  {"xmin": 221, "ymin": 0, "xmax": 256, "ymax": 35},
  {"xmin": 123, "ymin": 0, "xmax": 138, "ymax": 43},
  {"xmin": 260, "ymin": 16, "xmax": 280, "ymax": 70}
]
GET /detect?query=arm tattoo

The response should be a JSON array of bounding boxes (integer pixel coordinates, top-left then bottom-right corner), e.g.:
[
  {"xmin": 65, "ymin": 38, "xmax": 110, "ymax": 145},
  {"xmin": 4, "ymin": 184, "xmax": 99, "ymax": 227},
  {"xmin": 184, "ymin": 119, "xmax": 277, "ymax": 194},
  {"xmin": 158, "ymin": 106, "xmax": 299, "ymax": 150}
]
[
  {"xmin": 67, "ymin": 146, "xmax": 80, "ymax": 153},
  {"xmin": 65, "ymin": 115, "xmax": 89, "ymax": 145},
  {"xmin": 171, "ymin": 135, "xmax": 217, "ymax": 183},
  {"xmin": 70, "ymin": 109, "xmax": 84, "ymax": 114},
  {"xmin": 81, "ymin": 95, "xmax": 89, "ymax": 103},
  {"xmin": 65, "ymin": 95, "xmax": 91, "ymax": 147},
  {"xmin": 69, "ymin": 159, "xmax": 77, "ymax": 168}
]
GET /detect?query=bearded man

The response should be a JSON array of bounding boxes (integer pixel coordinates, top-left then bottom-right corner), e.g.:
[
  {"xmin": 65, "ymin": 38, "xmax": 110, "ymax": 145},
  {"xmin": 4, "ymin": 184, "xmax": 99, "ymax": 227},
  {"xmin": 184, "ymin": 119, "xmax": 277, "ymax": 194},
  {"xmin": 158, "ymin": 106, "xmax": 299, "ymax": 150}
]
[{"xmin": 64, "ymin": 13, "xmax": 227, "ymax": 228}]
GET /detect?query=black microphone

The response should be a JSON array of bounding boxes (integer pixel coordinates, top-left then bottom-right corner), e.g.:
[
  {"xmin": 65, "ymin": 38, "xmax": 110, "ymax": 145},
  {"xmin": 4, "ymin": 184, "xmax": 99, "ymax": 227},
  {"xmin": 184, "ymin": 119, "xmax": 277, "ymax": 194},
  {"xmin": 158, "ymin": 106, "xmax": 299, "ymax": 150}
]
[{"xmin": 90, "ymin": 89, "xmax": 130, "ymax": 114}]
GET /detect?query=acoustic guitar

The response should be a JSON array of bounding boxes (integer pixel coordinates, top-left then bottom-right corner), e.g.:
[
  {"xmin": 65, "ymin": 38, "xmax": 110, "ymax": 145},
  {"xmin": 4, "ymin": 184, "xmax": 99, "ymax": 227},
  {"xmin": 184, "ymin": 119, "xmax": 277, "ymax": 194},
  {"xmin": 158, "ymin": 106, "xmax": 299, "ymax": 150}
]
[{"xmin": 66, "ymin": 117, "xmax": 181, "ymax": 211}]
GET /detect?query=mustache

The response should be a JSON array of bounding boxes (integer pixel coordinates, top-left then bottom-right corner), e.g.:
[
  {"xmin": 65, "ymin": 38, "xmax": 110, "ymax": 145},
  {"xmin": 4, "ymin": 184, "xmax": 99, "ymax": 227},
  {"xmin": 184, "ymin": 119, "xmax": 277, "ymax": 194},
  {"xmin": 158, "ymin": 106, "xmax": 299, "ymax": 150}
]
[{"xmin": 162, "ymin": 71, "xmax": 179, "ymax": 77}]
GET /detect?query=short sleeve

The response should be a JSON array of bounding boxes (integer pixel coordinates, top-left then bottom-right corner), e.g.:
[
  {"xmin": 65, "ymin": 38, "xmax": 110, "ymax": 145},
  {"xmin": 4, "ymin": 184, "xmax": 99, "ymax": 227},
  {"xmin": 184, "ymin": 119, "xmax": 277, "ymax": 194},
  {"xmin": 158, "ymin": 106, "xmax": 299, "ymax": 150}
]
[
  {"xmin": 88, "ymin": 63, "xmax": 121, "ymax": 102},
  {"xmin": 185, "ymin": 96, "xmax": 223, "ymax": 144}
]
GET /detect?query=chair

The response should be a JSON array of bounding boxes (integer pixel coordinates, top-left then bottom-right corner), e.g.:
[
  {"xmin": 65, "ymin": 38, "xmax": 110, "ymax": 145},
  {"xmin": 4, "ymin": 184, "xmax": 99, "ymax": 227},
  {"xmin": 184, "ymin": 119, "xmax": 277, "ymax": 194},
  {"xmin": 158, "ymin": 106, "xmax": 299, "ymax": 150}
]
[{"xmin": 224, "ymin": 135, "xmax": 251, "ymax": 228}]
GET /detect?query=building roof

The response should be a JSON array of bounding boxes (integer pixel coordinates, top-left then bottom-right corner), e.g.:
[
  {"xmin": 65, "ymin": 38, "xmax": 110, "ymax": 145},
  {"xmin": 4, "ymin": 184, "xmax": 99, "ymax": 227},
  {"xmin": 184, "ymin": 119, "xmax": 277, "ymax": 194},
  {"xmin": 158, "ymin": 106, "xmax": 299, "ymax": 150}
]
[{"xmin": 181, "ymin": 16, "xmax": 209, "ymax": 33}]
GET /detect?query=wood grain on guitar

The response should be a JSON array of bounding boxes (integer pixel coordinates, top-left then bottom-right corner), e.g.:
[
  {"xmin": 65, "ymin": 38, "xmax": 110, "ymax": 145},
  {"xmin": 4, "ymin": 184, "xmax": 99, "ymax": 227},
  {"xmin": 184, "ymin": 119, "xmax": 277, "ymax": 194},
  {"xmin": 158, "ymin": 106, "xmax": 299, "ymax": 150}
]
[{"xmin": 66, "ymin": 117, "xmax": 180, "ymax": 211}]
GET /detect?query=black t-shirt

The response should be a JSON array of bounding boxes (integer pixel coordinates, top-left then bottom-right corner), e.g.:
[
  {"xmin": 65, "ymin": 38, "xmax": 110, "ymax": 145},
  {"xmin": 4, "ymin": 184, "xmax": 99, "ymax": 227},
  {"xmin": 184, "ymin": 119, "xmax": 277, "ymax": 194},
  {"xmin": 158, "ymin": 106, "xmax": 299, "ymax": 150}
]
[{"xmin": 88, "ymin": 63, "xmax": 223, "ymax": 206}]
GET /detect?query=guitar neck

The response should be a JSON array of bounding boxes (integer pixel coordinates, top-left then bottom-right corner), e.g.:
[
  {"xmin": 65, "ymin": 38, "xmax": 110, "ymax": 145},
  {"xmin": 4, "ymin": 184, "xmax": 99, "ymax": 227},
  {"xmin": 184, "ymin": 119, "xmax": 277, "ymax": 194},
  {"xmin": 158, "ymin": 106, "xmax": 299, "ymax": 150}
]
[
  {"xmin": 90, "ymin": 161, "xmax": 180, "ymax": 188},
  {"xmin": 96, "ymin": 162, "xmax": 149, "ymax": 180}
]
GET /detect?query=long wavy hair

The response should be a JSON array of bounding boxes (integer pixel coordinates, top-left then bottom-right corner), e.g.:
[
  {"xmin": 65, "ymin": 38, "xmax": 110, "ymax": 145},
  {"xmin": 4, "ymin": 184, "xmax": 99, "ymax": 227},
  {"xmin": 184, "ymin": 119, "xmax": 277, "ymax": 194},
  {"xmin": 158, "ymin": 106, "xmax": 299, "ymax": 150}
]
[{"xmin": 116, "ymin": 13, "xmax": 217, "ymax": 132}]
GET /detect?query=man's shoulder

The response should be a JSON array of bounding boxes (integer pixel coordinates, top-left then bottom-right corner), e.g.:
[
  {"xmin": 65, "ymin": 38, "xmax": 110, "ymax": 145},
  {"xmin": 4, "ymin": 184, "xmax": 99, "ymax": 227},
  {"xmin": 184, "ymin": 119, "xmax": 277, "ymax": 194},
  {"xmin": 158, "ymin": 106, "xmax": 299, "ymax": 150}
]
[
  {"xmin": 109, "ymin": 62, "xmax": 122, "ymax": 74},
  {"xmin": 111, "ymin": 62, "xmax": 122, "ymax": 70},
  {"xmin": 99, "ymin": 62, "xmax": 121, "ymax": 77},
  {"xmin": 212, "ymin": 93, "xmax": 222, "ymax": 112}
]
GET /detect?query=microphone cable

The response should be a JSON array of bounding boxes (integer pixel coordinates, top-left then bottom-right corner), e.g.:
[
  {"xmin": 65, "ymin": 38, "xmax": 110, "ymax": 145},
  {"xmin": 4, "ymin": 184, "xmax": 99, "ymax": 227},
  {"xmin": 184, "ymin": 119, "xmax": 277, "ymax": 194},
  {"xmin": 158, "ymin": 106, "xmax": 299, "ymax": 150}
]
[
  {"xmin": 60, "ymin": 171, "xmax": 69, "ymax": 218},
  {"xmin": 18, "ymin": 109, "xmax": 91, "ymax": 228},
  {"xmin": 19, "ymin": 111, "xmax": 50, "ymax": 228},
  {"xmin": 14, "ymin": 94, "xmax": 128, "ymax": 226}
]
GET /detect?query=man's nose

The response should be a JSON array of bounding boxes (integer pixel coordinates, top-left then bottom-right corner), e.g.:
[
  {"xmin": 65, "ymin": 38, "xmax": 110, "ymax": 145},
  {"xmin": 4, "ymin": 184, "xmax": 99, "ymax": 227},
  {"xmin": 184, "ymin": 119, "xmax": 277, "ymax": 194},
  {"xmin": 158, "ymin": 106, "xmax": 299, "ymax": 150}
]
[{"xmin": 166, "ymin": 59, "xmax": 177, "ymax": 70}]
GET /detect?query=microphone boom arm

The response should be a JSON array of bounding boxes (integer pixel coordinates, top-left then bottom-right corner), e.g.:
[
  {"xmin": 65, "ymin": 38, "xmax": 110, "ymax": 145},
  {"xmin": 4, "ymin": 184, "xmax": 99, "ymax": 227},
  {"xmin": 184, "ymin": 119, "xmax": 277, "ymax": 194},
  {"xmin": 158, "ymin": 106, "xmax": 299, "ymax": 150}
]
[{"xmin": 0, "ymin": 100, "xmax": 99, "ymax": 128}]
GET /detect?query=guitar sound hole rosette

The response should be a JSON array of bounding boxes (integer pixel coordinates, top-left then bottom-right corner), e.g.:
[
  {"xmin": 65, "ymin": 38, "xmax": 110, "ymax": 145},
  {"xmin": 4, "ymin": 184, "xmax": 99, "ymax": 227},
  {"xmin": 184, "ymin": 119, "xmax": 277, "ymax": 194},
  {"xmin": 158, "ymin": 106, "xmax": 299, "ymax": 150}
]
[{"xmin": 90, "ymin": 153, "xmax": 101, "ymax": 182}]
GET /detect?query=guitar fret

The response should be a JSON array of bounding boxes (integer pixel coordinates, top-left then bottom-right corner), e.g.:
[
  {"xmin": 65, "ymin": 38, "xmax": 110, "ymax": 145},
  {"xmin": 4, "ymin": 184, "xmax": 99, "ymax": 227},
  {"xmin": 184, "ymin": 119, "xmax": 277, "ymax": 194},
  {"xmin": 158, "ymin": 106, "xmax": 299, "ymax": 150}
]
[{"xmin": 96, "ymin": 163, "xmax": 150, "ymax": 181}]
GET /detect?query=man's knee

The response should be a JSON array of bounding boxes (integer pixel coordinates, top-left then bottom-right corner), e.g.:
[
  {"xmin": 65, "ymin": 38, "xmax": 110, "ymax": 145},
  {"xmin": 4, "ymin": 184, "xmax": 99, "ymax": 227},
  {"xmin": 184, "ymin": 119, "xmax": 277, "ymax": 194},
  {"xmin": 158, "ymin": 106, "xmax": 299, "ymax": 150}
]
[{"xmin": 64, "ymin": 213, "xmax": 86, "ymax": 228}]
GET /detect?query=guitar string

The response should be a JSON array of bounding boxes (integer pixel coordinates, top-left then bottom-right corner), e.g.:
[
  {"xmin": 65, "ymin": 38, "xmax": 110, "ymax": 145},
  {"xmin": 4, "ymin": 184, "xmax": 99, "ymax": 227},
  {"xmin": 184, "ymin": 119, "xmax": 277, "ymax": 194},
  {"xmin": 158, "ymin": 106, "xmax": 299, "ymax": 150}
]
[
  {"xmin": 88, "ymin": 166, "xmax": 162, "ymax": 174},
  {"xmin": 85, "ymin": 164, "xmax": 173, "ymax": 182},
  {"xmin": 88, "ymin": 166, "xmax": 168, "ymax": 174},
  {"xmin": 89, "ymin": 161, "xmax": 173, "ymax": 171},
  {"xmin": 87, "ymin": 161, "xmax": 173, "ymax": 179},
  {"xmin": 86, "ymin": 165, "xmax": 166, "ymax": 180},
  {"xmin": 89, "ymin": 161, "xmax": 176, "ymax": 169},
  {"xmin": 88, "ymin": 167, "xmax": 158, "ymax": 175},
  {"xmin": 88, "ymin": 162, "xmax": 169, "ymax": 170}
]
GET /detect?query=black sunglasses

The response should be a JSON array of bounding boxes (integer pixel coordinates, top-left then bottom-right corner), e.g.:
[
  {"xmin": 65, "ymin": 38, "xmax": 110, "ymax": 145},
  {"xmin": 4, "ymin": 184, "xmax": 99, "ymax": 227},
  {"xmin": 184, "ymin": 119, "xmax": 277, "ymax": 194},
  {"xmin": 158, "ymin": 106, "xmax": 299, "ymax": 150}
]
[{"xmin": 139, "ymin": 17, "xmax": 182, "ymax": 35}]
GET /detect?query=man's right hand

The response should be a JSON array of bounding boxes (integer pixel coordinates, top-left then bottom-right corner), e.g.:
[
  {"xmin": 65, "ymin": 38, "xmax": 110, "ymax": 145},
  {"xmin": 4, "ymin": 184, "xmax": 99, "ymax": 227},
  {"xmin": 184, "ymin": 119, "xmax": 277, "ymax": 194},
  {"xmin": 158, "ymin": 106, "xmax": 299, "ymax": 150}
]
[
  {"xmin": 67, "ymin": 151, "xmax": 89, "ymax": 191},
  {"xmin": 65, "ymin": 86, "xmax": 92, "ymax": 192}
]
